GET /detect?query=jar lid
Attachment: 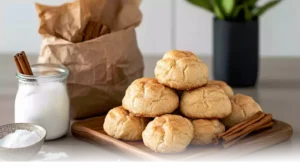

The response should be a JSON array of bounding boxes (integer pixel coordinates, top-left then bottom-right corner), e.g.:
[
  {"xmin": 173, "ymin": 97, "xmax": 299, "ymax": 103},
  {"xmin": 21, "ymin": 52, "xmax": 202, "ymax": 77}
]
[{"xmin": 16, "ymin": 64, "xmax": 69, "ymax": 82}]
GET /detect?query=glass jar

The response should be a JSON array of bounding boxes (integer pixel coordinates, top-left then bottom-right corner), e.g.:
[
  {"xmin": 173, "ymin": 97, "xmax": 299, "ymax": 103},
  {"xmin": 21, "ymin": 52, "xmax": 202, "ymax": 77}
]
[{"xmin": 15, "ymin": 64, "xmax": 69, "ymax": 140}]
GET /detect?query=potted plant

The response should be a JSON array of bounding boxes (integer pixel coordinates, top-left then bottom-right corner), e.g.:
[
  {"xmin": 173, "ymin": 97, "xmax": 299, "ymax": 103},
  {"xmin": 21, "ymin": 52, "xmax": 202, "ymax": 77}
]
[{"xmin": 186, "ymin": 0, "xmax": 281, "ymax": 87}]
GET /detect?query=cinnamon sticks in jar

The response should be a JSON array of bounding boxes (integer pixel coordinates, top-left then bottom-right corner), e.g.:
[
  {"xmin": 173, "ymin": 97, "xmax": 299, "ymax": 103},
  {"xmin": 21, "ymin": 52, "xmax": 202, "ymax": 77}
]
[
  {"xmin": 215, "ymin": 111, "xmax": 273, "ymax": 148},
  {"xmin": 14, "ymin": 51, "xmax": 33, "ymax": 75}
]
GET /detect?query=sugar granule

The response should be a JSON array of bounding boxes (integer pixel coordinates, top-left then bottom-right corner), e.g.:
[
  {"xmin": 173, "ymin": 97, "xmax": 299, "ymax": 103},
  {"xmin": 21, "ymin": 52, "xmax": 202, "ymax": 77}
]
[
  {"xmin": 42, "ymin": 152, "xmax": 69, "ymax": 161},
  {"xmin": 35, "ymin": 151, "xmax": 69, "ymax": 161},
  {"xmin": 0, "ymin": 130, "xmax": 40, "ymax": 148},
  {"xmin": 38, "ymin": 151, "xmax": 46, "ymax": 155}
]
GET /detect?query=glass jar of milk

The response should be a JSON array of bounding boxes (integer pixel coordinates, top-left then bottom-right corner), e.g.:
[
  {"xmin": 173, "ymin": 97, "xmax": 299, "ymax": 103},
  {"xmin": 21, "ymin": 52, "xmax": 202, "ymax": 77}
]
[{"xmin": 15, "ymin": 64, "xmax": 69, "ymax": 140}]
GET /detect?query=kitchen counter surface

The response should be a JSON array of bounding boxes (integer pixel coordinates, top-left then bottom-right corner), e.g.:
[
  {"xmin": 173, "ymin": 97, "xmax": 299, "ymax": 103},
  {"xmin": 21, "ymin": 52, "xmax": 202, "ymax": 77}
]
[{"xmin": 0, "ymin": 55, "xmax": 300, "ymax": 161}]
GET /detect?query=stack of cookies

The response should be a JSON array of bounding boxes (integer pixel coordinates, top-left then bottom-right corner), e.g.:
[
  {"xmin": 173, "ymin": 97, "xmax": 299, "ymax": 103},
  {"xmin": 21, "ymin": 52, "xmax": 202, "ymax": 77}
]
[{"xmin": 103, "ymin": 50, "xmax": 263, "ymax": 153}]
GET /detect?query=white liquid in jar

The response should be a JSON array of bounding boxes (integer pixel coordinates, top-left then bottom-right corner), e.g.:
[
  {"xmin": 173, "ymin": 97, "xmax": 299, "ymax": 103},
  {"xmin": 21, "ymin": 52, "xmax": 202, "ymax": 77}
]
[{"xmin": 15, "ymin": 81, "xmax": 69, "ymax": 140}]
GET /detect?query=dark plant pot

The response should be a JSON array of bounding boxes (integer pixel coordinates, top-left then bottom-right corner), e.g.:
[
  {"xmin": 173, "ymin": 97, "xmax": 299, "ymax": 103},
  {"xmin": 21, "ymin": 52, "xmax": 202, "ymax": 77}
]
[{"xmin": 213, "ymin": 18, "xmax": 259, "ymax": 87}]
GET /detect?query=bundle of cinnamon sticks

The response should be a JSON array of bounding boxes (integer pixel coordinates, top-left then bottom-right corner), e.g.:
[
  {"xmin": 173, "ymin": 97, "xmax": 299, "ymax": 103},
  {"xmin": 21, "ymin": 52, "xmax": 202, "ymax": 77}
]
[
  {"xmin": 14, "ymin": 51, "xmax": 33, "ymax": 75},
  {"xmin": 82, "ymin": 22, "xmax": 111, "ymax": 42},
  {"xmin": 215, "ymin": 111, "xmax": 273, "ymax": 148}
]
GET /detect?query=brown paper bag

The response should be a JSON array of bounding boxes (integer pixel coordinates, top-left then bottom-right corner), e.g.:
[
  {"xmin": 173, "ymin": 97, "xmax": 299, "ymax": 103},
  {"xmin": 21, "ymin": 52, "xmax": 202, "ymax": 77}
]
[{"xmin": 36, "ymin": 0, "xmax": 144, "ymax": 119}]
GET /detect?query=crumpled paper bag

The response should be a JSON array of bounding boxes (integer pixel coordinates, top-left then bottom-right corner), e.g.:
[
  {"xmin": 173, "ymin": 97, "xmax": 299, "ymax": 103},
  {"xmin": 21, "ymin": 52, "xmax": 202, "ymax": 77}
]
[{"xmin": 36, "ymin": 0, "xmax": 144, "ymax": 119}]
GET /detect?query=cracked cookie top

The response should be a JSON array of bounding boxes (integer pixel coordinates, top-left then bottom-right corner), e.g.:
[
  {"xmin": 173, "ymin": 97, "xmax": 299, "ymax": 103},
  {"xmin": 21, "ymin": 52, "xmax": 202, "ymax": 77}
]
[
  {"xmin": 154, "ymin": 50, "xmax": 208, "ymax": 90},
  {"xmin": 122, "ymin": 78, "xmax": 179, "ymax": 117},
  {"xmin": 103, "ymin": 106, "xmax": 149, "ymax": 141},
  {"xmin": 191, "ymin": 119, "xmax": 225, "ymax": 145},
  {"xmin": 180, "ymin": 85, "xmax": 232, "ymax": 119},
  {"xmin": 222, "ymin": 94, "xmax": 262, "ymax": 128},
  {"xmin": 142, "ymin": 114, "xmax": 194, "ymax": 153},
  {"xmin": 207, "ymin": 80, "xmax": 234, "ymax": 97}
]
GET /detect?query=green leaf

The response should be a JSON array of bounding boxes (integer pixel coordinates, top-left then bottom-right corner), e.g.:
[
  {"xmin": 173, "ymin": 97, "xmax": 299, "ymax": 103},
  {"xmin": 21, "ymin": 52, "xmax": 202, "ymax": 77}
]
[
  {"xmin": 245, "ymin": 0, "xmax": 257, "ymax": 6},
  {"xmin": 243, "ymin": 5, "xmax": 252, "ymax": 21},
  {"xmin": 232, "ymin": 4, "xmax": 243, "ymax": 18},
  {"xmin": 232, "ymin": 4, "xmax": 252, "ymax": 21},
  {"xmin": 213, "ymin": 0, "xmax": 225, "ymax": 19},
  {"xmin": 220, "ymin": 0, "xmax": 235, "ymax": 16},
  {"xmin": 254, "ymin": 0, "xmax": 281, "ymax": 17},
  {"xmin": 186, "ymin": 0, "xmax": 213, "ymax": 13},
  {"xmin": 235, "ymin": 0, "xmax": 245, "ymax": 5}
]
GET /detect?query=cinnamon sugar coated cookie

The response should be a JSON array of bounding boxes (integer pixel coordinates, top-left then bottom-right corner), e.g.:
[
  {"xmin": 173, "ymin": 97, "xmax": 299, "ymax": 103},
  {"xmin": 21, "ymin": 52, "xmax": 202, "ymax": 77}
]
[
  {"xmin": 154, "ymin": 50, "xmax": 208, "ymax": 90},
  {"xmin": 142, "ymin": 114, "xmax": 194, "ymax": 153},
  {"xmin": 122, "ymin": 78, "xmax": 179, "ymax": 117},
  {"xmin": 208, "ymin": 80, "xmax": 234, "ymax": 97},
  {"xmin": 191, "ymin": 119, "xmax": 225, "ymax": 145},
  {"xmin": 103, "ymin": 106, "xmax": 149, "ymax": 141},
  {"xmin": 222, "ymin": 94, "xmax": 262, "ymax": 127},
  {"xmin": 180, "ymin": 85, "xmax": 232, "ymax": 119}
]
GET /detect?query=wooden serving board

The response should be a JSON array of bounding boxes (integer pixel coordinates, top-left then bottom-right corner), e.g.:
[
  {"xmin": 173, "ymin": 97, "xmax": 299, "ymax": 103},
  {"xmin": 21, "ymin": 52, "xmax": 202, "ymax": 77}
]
[{"xmin": 71, "ymin": 116, "xmax": 293, "ymax": 161}]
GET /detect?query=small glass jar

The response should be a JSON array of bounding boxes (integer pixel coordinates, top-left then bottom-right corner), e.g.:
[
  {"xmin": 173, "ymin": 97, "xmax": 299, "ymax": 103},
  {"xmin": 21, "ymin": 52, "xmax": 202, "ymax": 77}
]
[{"xmin": 15, "ymin": 64, "xmax": 70, "ymax": 140}]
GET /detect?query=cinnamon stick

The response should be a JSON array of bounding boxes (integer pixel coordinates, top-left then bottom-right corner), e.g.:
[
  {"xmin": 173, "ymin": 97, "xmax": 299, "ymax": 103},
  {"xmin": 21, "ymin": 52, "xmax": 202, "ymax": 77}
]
[
  {"xmin": 215, "ymin": 111, "xmax": 274, "ymax": 148},
  {"xmin": 20, "ymin": 51, "xmax": 33, "ymax": 75},
  {"xmin": 222, "ymin": 121, "xmax": 274, "ymax": 148},
  {"xmin": 222, "ymin": 132, "xmax": 250, "ymax": 149},
  {"xmin": 213, "ymin": 122, "xmax": 274, "ymax": 148},
  {"xmin": 14, "ymin": 55, "xmax": 23, "ymax": 74},
  {"xmin": 16, "ymin": 53, "xmax": 30, "ymax": 75},
  {"xmin": 14, "ymin": 51, "xmax": 33, "ymax": 76},
  {"xmin": 218, "ymin": 112, "xmax": 265, "ymax": 138},
  {"xmin": 254, "ymin": 121, "xmax": 273, "ymax": 132},
  {"xmin": 222, "ymin": 114, "xmax": 273, "ymax": 142}
]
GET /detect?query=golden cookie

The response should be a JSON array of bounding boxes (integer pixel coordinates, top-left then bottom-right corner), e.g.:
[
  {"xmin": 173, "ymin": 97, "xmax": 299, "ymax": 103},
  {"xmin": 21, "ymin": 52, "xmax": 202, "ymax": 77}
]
[
  {"xmin": 208, "ymin": 80, "xmax": 234, "ymax": 97},
  {"xmin": 222, "ymin": 94, "xmax": 262, "ymax": 127},
  {"xmin": 180, "ymin": 85, "xmax": 232, "ymax": 119},
  {"xmin": 191, "ymin": 119, "xmax": 225, "ymax": 145},
  {"xmin": 155, "ymin": 50, "xmax": 208, "ymax": 90},
  {"xmin": 103, "ymin": 106, "xmax": 149, "ymax": 141},
  {"xmin": 142, "ymin": 114, "xmax": 194, "ymax": 153},
  {"xmin": 122, "ymin": 78, "xmax": 179, "ymax": 117}
]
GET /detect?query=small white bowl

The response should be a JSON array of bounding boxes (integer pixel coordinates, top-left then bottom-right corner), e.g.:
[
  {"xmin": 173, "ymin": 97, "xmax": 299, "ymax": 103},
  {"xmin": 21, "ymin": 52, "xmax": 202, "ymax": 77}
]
[{"xmin": 0, "ymin": 123, "xmax": 46, "ymax": 161}]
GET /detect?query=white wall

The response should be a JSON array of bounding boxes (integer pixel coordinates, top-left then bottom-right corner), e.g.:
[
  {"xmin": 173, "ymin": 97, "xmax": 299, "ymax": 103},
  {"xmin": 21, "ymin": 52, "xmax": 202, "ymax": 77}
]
[{"xmin": 0, "ymin": 0, "xmax": 299, "ymax": 57}]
